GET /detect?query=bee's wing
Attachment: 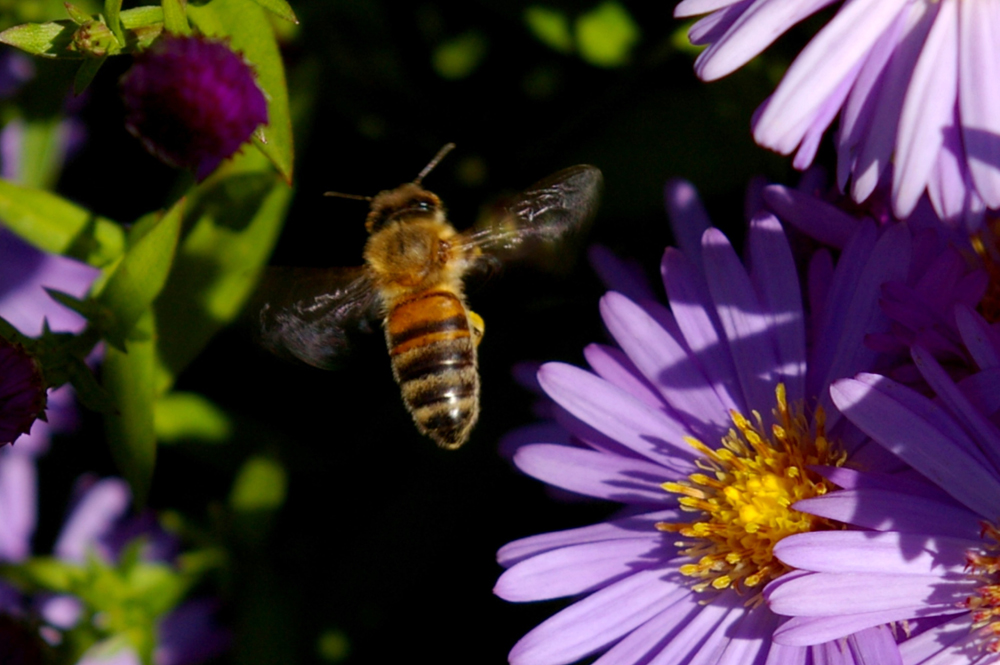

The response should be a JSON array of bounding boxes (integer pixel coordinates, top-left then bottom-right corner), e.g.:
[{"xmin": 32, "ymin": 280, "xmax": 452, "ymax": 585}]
[
  {"xmin": 252, "ymin": 266, "xmax": 382, "ymax": 370},
  {"xmin": 460, "ymin": 165, "xmax": 603, "ymax": 262}
]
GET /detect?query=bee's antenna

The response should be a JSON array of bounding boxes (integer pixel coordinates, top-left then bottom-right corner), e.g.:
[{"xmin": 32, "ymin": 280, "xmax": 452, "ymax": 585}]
[
  {"xmin": 323, "ymin": 191, "xmax": 373, "ymax": 202},
  {"xmin": 414, "ymin": 143, "xmax": 456, "ymax": 185}
]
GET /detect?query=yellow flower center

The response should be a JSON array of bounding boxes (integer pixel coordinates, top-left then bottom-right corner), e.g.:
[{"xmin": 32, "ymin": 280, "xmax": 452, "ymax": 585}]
[
  {"xmin": 658, "ymin": 384, "xmax": 846, "ymax": 596},
  {"xmin": 964, "ymin": 522, "xmax": 1000, "ymax": 652}
]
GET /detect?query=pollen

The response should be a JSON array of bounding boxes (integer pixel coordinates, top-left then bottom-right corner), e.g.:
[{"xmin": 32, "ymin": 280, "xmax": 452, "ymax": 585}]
[
  {"xmin": 657, "ymin": 384, "xmax": 846, "ymax": 596},
  {"xmin": 963, "ymin": 522, "xmax": 1000, "ymax": 652}
]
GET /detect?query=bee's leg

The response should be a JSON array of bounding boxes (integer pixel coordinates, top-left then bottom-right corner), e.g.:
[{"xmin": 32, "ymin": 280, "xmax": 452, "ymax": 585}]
[{"xmin": 469, "ymin": 311, "xmax": 485, "ymax": 347}]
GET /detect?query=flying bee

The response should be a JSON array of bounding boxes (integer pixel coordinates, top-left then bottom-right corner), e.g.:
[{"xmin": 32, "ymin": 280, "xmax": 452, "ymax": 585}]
[{"xmin": 254, "ymin": 144, "xmax": 602, "ymax": 449}]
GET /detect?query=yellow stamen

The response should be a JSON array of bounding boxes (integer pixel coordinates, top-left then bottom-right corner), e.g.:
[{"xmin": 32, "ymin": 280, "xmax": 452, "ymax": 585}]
[
  {"xmin": 657, "ymin": 384, "xmax": 846, "ymax": 598},
  {"xmin": 963, "ymin": 522, "xmax": 1000, "ymax": 652}
]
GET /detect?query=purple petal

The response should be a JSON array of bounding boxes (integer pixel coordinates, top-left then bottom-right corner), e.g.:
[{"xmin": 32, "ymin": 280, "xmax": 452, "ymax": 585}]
[
  {"xmin": 660, "ymin": 250, "xmax": 747, "ymax": 426},
  {"xmin": 675, "ymin": 0, "xmax": 745, "ymax": 18},
  {"xmin": 897, "ymin": 614, "xmax": 975, "ymax": 664},
  {"xmin": 0, "ymin": 230, "xmax": 99, "ymax": 336},
  {"xmin": 711, "ymin": 604, "xmax": 778, "ymax": 665},
  {"xmin": 912, "ymin": 345, "xmax": 1000, "ymax": 472},
  {"xmin": 754, "ymin": 0, "xmax": 909, "ymax": 154},
  {"xmin": 693, "ymin": 0, "xmax": 838, "ymax": 81},
  {"xmin": 892, "ymin": 0, "xmax": 958, "ymax": 219},
  {"xmin": 584, "ymin": 344, "xmax": 666, "ymax": 411},
  {"xmin": 955, "ymin": 303, "xmax": 1000, "ymax": 369},
  {"xmin": 538, "ymin": 360, "xmax": 698, "ymax": 471},
  {"xmin": 497, "ymin": 509, "xmax": 680, "ymax": 567},
  {"xmin": 653, "ymin": 590, "xmax": 748, "ymax": 665},
  {"xmin": 774, "ymin": 531, "xmax": 972, "ymax": 574},
  {"xmin": 495, "ymin": 536, "xmax": 669, "ymax": 601},
  {"xmin": 507, "ymin": 564, "xmax": 689, "ymax": 665},
  {"xmin": 54, "ymin": 478, "xmax": 130, "ymax": 562},
  {"xmin": 767, "ymin": 570, "xmax": 972, "ymax": 616},
  {"xmin": 831, "ymin": 375, "xmax": 1000, "ymax": 517},
  {"xmin": 811, "ymin": 224, "xmax": 910, "ymax": 427},
  {"xmin": 794, "ymin": 489, "xmax": 981, "ymax": 538},
  {"xmin": 772, "ymin": 609, "xmax": 957, "ymax": 647},
  {"xmin": 663, "ymin": 180, "xmax": 711, "ymax": 271},
  {"xmin": 591, "ymin": 595, "xmax": 703, "ymax": 665},
  {"xmin": 847, "ymin": 2, "xmax": 933, "ymax": 203},
  {"xmin": 956, "ymin": 368, "xmax": 1000, "ymax": 422},
  {"xmin": 513, "ymin": 444, "xmax": 676, "ymax": 504},
  {"xmin": 958, "ymin": 0, "xmax": 1000, "ymax": 208},
  {"xmin": 38, "ymin": 594, "xmax": 82, "ymax": 629},
  {"xmin": 836, "ymin": 8, "xmax": 907, "ymax": 195},
  {"xmin": 701, "ymin": 228, "xmax": 779, "ymax": 417},
  {"xmin": 0, "ymin": 447, "xmax": 36, "ymax": 562},
  {"xmin": 762, "ymin": 185, "xmax": 859, "ymax": 249},
  {"xmin": 747, "ymin": 213, "xmax": 805, "ymax": 402}
]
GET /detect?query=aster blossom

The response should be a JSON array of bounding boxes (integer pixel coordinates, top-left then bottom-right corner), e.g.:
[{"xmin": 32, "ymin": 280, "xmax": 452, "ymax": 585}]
[
  {"xmin": 493, "ymin": 181, "xmax": 925, "ymax": 665},
  {"xmin": 678, "ymin": 0, "xmax": 1000, "ymax": 228},
  {"xmin": 766, "ymin": 303, "xmax": 1000, "ymax": 663},
  {"xmin": 120, "ymin": 34, "xmax": 268, "ymax": 180}
]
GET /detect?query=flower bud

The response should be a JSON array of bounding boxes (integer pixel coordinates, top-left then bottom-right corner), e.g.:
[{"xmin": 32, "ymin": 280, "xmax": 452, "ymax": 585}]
[
  {"xmin": 120, "ymin": 35, "xmax": 268, "ymax": 180},
  {"xmin": 0, "ymin": 336, "xmax": 46, "ymax": 446}
]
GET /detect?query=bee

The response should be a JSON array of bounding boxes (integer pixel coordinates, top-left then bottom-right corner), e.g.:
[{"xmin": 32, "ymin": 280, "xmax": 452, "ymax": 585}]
[{"xmin": 255, "ymin": 144, "xmax": 602, "ymax": 449}]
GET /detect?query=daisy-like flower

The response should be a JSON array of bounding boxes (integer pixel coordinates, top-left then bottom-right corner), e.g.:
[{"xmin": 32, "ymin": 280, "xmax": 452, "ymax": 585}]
[
  {"xmin": 120, "ymin": 34, "xmax": 268, "ymax": 180},
  {"xmin": 767, "ymin": 303, "xmax": 1000, "ymax": 663},
  {"xmin": 493, "ymin": 181, "xmax": 923, "ymax": 665},
  {"xmin": 678, "ymin": 0, "xmax": 1000, "ymax": 228}
]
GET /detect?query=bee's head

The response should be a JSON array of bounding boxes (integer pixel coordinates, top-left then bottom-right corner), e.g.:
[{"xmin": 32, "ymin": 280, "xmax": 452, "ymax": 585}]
[{"xmin": 365, "ymin": 184, "xmax": 443, "ymax": 233}]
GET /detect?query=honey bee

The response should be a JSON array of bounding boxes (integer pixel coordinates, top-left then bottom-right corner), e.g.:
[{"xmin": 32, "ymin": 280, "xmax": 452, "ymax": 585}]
[{"xmin": 255, "ymin": 145, "xmax": 602, "ymax": 449}]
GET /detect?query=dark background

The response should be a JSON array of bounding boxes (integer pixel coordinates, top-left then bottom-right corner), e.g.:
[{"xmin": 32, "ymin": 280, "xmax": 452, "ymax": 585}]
[{"xmin": 31, "ymin": 0, "xmax": 812, "ymax": 662}]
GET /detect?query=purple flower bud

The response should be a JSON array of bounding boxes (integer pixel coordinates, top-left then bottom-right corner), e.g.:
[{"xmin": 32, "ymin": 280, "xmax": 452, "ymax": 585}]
[
  {"xmin": 120, "ymin": 35, "xmax": 268, "ymax": 180},
  {"xmin": 0, "ymin": 338, "xmax": 46, "ymax": 446}
]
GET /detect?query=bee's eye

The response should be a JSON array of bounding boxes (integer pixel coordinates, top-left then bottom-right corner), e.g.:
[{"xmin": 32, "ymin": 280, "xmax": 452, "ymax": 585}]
[{"xmin": 415, "ymin": 200, "xmax": 432, "ymax": 211}]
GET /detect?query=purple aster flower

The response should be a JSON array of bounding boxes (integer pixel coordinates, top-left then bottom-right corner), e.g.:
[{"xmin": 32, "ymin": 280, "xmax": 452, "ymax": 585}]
[
  {"xmin": 120, "ymin": 34, "xmax": 268, "ymax": 180},
  {"xmin": 678, "ymin": 0, "xmax": 1000, "ymax": 228},
  {"xmin": 493, "ymin": 181, "xmax": 923, "ymax": 665},
  {"xmin": 767, "ymin": 304, "xmax": 1000, "ymax": 662}
]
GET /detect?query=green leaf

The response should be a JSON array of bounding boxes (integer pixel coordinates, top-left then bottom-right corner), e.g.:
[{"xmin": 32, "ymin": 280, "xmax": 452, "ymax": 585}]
[
  {"xmin": 246, "ymin": 0, "xmax": 298, "ymax": 24},
  {"xmin": 104, "ymin": 0, "xmax": 125, "ymax": 46},
  {"xmin": 65, "ymin": 355, "xmax": 119, "ymax": 414},
  {"xmin": 524, "ymin": 6, "xmax": 573, "ymax": 54},
  {"xmin": 73, "ymin": 54, "xmax": 106, "ymax": 94},
  {"xmin": 0, "ymin": 179, "xmax": 125, "ymax": 266},
  {"xmin": 2, "ymin": 557, "xmax": 82, "ymax": 593},
  {"xmin": 65, "ymin": 3, "xmax": 92, "ymax": 25},
  {"xmin": 155, "ymin": 392, "xmax": 233, "ymax": 443},
  {"xmin": 0, "ymin": 21, "xmax": 77, "ymax": 58},
  {"xmin": 102, "ymin": 309, "xmax": 157, "ymax": 510},
  {"xmin": 152, "ymin": 149, "xmax": 291, "ymax": 393},
  {"xmin": 120, "ymin": 5, "xmax": 165, "ymax": 29},
  {"xmin": 188, "ymin": 0, "xmax": 295, "ymax": 184},
  {"xmin": 230, "ymin": 456, "xmax": 287, "ymax": 512},
  {"xmin": 575, "ymin": 1, "xmax": 640, "ymax": 68},
  {"xmin": 95, "ymin": 197, "xmax": 184, "ymax": 346},
  {"xmin": 432, "ymin": 31, "xmax": 487, "ymax": 80},
  {"xmin": 161, "ymin": 0, "xmax": 190, "ymax": 35}
]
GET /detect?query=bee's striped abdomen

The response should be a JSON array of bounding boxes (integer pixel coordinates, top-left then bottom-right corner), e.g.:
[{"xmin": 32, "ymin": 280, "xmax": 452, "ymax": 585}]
[{"xmin": 386, "ymin": 290, "xmax": 479, "ymax": 449}]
